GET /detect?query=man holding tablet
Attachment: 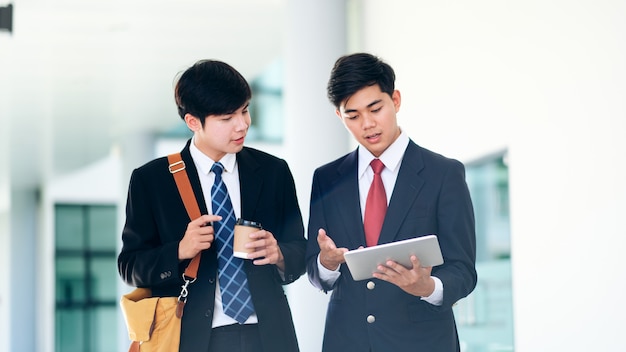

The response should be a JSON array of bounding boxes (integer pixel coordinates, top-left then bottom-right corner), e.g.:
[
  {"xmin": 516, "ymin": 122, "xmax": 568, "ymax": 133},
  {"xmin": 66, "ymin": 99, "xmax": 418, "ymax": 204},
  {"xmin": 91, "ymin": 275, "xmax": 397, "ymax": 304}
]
[{"xmin": 305, "ymin": 53, "xmax": 477, "ymax": 351}]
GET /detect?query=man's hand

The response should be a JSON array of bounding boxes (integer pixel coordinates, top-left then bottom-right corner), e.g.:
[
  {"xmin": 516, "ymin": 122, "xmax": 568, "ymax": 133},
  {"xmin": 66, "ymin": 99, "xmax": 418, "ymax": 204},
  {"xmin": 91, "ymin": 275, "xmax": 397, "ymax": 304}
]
[
  {"xmin": 317, "ymin": 228, "xmax": 348, "ymax": 271},
  {"xmin": 178, "ymin": 214, "xmax": 221, "ymax": 260},
  {"xmin": 372, "ymin": 255, "xmax": 435, "ymax": 297},
  {"xmin": 246, "ymin": 229, "xmax": 286, "ymax": 271}
]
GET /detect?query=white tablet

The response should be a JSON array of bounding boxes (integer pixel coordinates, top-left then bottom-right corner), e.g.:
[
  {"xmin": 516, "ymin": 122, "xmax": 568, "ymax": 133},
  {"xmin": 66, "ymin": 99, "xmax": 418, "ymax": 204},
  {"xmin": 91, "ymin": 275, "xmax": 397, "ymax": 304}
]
[{"xmin": 343, "ymin": 235, "xmax": 444, "ymax": 281}]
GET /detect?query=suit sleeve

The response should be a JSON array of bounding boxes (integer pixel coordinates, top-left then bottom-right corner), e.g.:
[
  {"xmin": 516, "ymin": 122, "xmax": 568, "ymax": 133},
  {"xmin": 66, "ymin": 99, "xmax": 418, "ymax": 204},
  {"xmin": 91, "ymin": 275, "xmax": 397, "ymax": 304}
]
[
  {"xmin": 432, "ymin": 160, "xmax": 477, "ymax": 309},
  {"xmin": 305, "ymin": 169, "xmax": 337, "ymax": 292},
  {"xmin": 117, "ymin": 168, "xmax": 185, "ymax": 289},
  {"xmin": 275, "ymin": 160, "xmax": 307, "ymax": 284}
]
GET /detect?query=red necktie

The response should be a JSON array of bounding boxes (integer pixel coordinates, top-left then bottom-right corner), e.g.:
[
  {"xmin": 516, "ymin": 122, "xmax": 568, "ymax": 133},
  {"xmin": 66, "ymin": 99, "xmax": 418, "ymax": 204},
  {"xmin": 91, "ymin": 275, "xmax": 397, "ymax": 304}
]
[{"xmin": 364, "ymin": 159, "xmax": 387, "ymax": 247}]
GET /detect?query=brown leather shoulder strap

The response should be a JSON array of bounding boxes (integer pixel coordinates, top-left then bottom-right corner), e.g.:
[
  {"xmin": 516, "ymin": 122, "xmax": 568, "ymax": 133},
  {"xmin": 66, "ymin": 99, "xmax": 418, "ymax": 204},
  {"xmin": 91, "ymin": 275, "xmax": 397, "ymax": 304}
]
[{"xmin": 167, "ymin": 153, "xmax": 201, "ymax": 279}]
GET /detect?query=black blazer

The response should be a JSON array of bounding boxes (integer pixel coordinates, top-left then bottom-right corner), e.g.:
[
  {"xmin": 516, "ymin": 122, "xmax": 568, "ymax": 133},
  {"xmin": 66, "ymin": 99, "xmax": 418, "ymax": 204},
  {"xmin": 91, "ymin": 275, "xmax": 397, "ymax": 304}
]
[
  {"xmin": 306, "ymin": 140, "xmax": 477, "ymax": 352},
  {"xmin": 118, "ymin": 139, "xmax": 306, "ymax": 352}
]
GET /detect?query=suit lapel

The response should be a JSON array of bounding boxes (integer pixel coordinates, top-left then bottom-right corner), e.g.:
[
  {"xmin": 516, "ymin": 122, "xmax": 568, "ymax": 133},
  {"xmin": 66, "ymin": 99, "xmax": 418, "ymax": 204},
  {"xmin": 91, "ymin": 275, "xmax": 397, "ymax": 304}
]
[
  {"xmin": 377, "ymin": 141, "xmax": 425, "ymax": 245},
  {"xmin": 335, "ymin": 151, "xmax": 367, "ymax": 249},
  {"xmin": 236, "ymin": 148, "xmax": 262, "ymax": 218}
]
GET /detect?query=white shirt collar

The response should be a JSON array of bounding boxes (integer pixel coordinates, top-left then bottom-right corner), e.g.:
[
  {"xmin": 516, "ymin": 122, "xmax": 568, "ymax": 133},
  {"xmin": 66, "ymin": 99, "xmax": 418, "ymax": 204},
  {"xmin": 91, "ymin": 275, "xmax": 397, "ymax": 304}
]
[
  {"xmin": 189, "ymin": 137, "xmax": 237, "ymax": 175},
  {"xmin": 358, "ymin": 129, "xmax": 409, "ymax": 177}
]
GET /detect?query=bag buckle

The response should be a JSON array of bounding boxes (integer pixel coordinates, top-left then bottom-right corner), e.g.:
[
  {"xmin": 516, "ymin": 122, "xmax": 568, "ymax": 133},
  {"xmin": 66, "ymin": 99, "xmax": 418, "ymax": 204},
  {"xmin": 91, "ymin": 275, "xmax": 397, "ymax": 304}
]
[
  {"xmin": 169, "ymin": 161, "xmax": 185, "ymax": 174},
  {"xmin": 177, "ymin": 274, "xmax": 196, "ymax": 303}
]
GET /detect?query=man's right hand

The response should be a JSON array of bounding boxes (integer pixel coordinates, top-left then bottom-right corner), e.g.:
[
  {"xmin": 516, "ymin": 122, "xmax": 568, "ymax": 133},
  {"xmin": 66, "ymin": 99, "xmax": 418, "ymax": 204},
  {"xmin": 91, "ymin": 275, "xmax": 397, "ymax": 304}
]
[
  {"xmin": 317, "ymin": 228, "xmax": 349, "ymax": 271},
  {"xmin": 178, "ymin": 214, "xmax": 222, "ymax": 260}
]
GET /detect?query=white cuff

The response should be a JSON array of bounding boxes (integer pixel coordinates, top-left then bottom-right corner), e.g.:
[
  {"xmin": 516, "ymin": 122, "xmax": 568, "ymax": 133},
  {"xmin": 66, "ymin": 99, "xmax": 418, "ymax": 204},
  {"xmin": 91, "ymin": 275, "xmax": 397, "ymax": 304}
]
[
  {"xmin": 317, "ymin": 254, "xmax": 341, "ymax": 284},
  {"xmin": 420, "ymin": 276, "xmax": 443, "ymax": 306}
]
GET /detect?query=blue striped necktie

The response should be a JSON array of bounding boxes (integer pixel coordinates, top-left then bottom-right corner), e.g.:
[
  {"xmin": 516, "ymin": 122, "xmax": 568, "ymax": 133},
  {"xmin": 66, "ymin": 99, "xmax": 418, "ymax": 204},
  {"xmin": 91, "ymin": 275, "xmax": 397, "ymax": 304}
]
[{"xmin": 210, "ymin": 162, "xmax": 255, "ymax": 323}]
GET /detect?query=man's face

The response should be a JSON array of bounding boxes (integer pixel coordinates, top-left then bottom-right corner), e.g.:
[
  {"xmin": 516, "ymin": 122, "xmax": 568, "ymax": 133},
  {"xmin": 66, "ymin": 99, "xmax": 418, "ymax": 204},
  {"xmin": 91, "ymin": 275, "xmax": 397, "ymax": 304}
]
[
  {"xmin": 186, "ymin": 102, "xmax": 251, "ymax": 161},
  {"xmin": 337, "ymin": 85, "xmax": 402, "ymax": 157}
]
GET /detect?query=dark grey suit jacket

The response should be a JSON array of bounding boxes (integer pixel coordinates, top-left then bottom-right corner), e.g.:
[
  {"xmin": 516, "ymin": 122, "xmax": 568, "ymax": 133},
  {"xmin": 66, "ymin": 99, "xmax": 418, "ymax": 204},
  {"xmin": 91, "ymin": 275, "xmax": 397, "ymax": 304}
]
[
  {"xmin": 306, "ymin": 140, "xmax": 477, "ymax": 352},
  {"xmin": 118, "ymin": 139, "xmax": 305, "ymax": 352}
]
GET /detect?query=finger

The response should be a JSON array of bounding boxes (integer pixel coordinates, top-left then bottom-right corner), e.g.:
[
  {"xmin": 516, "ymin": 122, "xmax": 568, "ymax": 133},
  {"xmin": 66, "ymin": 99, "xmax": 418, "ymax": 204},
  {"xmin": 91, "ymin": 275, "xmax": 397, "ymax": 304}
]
[
  {"xmin": 198, "ymin": 233, "xmax": 215, "ymax": 243},
  {"xmin": 196, "ymin": 225, "xmax": 216, "ymax": 238},
  {"xmin": 248, "ymin": 229, "xmax": 267, "ymax": 239},
  {"xmin": 245, "ymin": 238, "xmax": 267, "ymax": 250},
  {"xmin": 203, "ymin": 214, "xmax": 223, "ymax": 222},
  {"xmin": 247, "ymin": 249, "xmax": 264, "ymax": 260},
  {"xmin": 383, "ymin": 261, "xmax": 404, "ymax": 274},
  {"xmin": 317, "ymin": 229, "xmax": 336, "ymax": 250},
  {"xmin": 252, "ymin": 256, "xmax": 271, "ymax": 266},
  {"xmin": 192, "ymin": 214, "xmax": 222, "ymax": 227},
  {"xmin": 249, "ymin": 249, "xmax": 274, "ymax": 263},
  {"xmin": 410, "ymin": 255, "xmax": 421, "ymax": 269},
  {"xmin": 410, "ymin": 256, "xmax": 432, "ymax": 273},
  {"xmin": 374, "ymin": 265, "xmax": 393, "ymax": 279},
  {"xmin": 317, "ymin": 228, "xmax": 327, "ymax": 244}
]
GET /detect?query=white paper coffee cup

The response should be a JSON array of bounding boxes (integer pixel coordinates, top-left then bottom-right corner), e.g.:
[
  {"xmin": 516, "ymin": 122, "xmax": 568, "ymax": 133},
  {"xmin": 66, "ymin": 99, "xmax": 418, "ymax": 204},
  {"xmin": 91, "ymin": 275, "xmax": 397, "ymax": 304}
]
[{"xmin": 233, "ymin": 218, "xmax": 262, "ymax": 259}]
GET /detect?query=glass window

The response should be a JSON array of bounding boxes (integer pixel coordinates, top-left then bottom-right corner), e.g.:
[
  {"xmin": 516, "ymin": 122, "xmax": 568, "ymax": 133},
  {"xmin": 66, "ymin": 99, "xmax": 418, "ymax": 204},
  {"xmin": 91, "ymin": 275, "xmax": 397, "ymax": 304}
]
[
  {"xmin": 55, "ymin": 206, "xmax": 85, "ymax": 250},
  {"xmin": 249, "ymin": 58, "xmax": 284, "ymax": 143},
  {"xmin": 54, "ymin": 204, "xmax": 117, "ymax": 352}
]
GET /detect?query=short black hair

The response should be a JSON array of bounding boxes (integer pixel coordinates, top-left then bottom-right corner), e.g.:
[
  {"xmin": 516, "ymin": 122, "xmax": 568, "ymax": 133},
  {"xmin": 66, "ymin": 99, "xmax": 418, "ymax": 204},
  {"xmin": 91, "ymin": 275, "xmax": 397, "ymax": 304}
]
[
  {"xmin": 174, "ymin": 59, "xmax": 251, "ymax": 125},
  {"xmin": 327, "ymin": 53, "xmax": 396, "ymax": 108}
]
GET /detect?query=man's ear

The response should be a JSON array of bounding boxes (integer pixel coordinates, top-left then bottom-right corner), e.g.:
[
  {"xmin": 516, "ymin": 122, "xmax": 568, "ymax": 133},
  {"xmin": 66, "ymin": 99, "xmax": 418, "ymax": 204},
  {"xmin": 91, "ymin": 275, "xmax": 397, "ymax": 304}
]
[
  {"xmin": 184, "ymin": 113, "xmax": 201, "ymax": 132},
  {"xmin": 392, "ymin": 90, "xmax": 402, "ymax": 113},
  {"xmin": 335, "ymin": 109, "xmax": 342, "ymax": 119}
]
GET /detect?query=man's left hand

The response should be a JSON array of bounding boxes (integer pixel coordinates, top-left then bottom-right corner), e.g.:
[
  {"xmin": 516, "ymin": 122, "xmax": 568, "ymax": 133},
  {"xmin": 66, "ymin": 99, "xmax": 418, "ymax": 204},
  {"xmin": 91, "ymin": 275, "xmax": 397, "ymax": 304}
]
[
  {"xmin": 246, "ymin": 229, "xmax": 285, "ymax": 271},
  {"xmin": 372, "ymin": 255, "xmax": 435, "ymax": 297}
]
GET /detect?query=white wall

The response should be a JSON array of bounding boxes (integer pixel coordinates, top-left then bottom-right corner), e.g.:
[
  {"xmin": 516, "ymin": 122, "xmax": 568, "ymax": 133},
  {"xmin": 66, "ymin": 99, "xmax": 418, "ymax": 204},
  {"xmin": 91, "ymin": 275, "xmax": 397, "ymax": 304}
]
[
  {"xmin": 360, "ymin": 0, "xmax": 626, "ymax": 350},
  {"xmin": 0, "ymin": 196, "xmax": 9, "ymax": 352},
  {"xmin": 0, "ymin": 49, "xmax": 10, "ymax": 351}
]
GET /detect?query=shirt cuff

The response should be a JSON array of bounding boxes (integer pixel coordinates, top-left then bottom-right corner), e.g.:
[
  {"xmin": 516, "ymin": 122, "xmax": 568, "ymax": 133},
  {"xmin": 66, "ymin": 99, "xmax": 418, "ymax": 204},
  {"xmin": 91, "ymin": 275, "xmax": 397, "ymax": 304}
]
[
  {"xmin": 317, "ymin": 254, "xmax": 341, "ymax": 284},
  {"xmin": 420, "ymin": 276, "xmax": 443, "ymax": 306}
]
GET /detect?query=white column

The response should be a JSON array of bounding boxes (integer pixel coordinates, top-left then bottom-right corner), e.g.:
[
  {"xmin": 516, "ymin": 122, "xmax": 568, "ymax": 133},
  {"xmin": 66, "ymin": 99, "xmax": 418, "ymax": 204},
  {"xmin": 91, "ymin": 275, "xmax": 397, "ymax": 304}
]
[
  {"xmin": 283, "ymin": 1, "xmax": 350, "ymax": 352},
  {"xmin": 10, "ymin": 189, "xmax": 38, "ymax": 352}
]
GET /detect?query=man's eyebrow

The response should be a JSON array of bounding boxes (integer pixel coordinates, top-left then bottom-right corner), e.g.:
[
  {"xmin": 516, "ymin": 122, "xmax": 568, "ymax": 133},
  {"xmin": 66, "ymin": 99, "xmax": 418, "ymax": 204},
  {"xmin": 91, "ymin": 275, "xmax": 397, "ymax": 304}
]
[
  {"xmin": 226, "ymin": 102, "xmax": 250, "ymax": 115},
  {"xmin": 344, "ymin": 99, "xmax": 382, "ymax": 114}
]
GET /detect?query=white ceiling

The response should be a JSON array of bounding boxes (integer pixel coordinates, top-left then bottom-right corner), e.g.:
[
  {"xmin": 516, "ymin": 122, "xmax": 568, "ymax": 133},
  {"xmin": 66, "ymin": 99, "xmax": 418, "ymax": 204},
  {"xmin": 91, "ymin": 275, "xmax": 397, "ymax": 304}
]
[{"xmin": 2, "ymin": 0, "xmax": 287, "ymax": 187}]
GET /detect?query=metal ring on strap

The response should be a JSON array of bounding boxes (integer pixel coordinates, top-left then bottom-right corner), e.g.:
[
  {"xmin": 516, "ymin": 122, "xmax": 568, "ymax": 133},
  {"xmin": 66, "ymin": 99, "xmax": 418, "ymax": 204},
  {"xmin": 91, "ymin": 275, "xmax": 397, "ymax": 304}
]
[{"xmin": 169, "ymin": 160, "xmax": 185, "ymax": 174}]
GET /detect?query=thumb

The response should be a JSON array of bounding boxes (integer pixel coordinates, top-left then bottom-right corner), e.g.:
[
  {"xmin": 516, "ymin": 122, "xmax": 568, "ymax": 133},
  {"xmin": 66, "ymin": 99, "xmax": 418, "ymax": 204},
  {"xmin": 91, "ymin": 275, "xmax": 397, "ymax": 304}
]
[
  {"xmin": 317, "ymin": 228, "xmax": 327, "ymax": 240},
  {"xmin": 317, "ymin": 228, "xmax": 337, "ymax": 250},
  {"xmin": 317, "ymin": 228, "xmax": 328, "ymax": 246}
]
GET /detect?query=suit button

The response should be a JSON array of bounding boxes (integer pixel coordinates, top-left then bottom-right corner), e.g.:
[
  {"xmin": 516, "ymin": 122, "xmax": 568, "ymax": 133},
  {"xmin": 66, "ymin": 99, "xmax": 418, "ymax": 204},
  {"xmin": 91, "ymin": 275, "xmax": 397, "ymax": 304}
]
[
  {"xmin": 208, "ymin": 278, "xmax": 215, "ymax": 284},
  {"xmin": 367, "ymin": 315, "xmax": 375, "ymax": 323},
  {"xmin": 160, "ymin": 271, "xmax": 171, "ymax": 279},
  {"xmin": 367, "ymin": 281, "xmax": 375, "ymax": 290},
  {"xmin": 205, "ymin": 310, "xmax": 212, "ymax": 317}
]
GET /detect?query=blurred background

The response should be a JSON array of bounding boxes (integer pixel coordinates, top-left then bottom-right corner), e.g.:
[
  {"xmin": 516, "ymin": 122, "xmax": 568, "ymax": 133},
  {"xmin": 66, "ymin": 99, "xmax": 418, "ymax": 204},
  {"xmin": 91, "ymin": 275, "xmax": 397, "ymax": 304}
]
[{"xmin": 1, "ymin": 0, "xmax": 625, "ymax": 351}]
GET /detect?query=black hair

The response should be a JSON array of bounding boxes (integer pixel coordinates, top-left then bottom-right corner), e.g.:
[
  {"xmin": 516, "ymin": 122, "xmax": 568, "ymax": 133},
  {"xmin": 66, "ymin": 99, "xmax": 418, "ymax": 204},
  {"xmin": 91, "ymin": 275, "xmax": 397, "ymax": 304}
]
[
  {"xmin": 174, "ymin": 59, "xmax": 252, "ymax": 125},
  {"xmin": 327, "ymin": 53, "xmax": 396, "ymax": 108}
]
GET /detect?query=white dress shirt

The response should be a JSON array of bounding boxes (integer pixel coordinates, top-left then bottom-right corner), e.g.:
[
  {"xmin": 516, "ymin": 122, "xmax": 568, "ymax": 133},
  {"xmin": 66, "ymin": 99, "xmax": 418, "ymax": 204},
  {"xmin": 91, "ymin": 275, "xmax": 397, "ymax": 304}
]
[
  {"xmin": 189, "ymin": 139, "xmax": 259, "ymax": 327},
  {"xmin": 317, "ymin": 130, "xmax": 443, "ymax": 305}
]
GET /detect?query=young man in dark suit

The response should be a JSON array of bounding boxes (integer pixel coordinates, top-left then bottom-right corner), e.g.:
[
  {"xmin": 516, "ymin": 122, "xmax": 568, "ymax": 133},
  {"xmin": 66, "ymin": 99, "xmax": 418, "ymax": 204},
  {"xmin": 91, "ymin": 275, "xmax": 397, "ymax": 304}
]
[
  {"xmin": 118, "ymin": 59, "xmax": 305, "ymax": 352},
  {"xmin": 306, "ymin": 52, "xmax": 477, "ymax": 351}
]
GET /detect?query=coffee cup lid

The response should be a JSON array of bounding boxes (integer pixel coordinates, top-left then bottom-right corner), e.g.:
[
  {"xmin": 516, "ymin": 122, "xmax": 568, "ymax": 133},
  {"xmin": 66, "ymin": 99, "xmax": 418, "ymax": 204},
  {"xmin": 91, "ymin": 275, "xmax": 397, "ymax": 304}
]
[{"xmin": 235, "ymin": 218, "xmax": 262, "ymax": 229}]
